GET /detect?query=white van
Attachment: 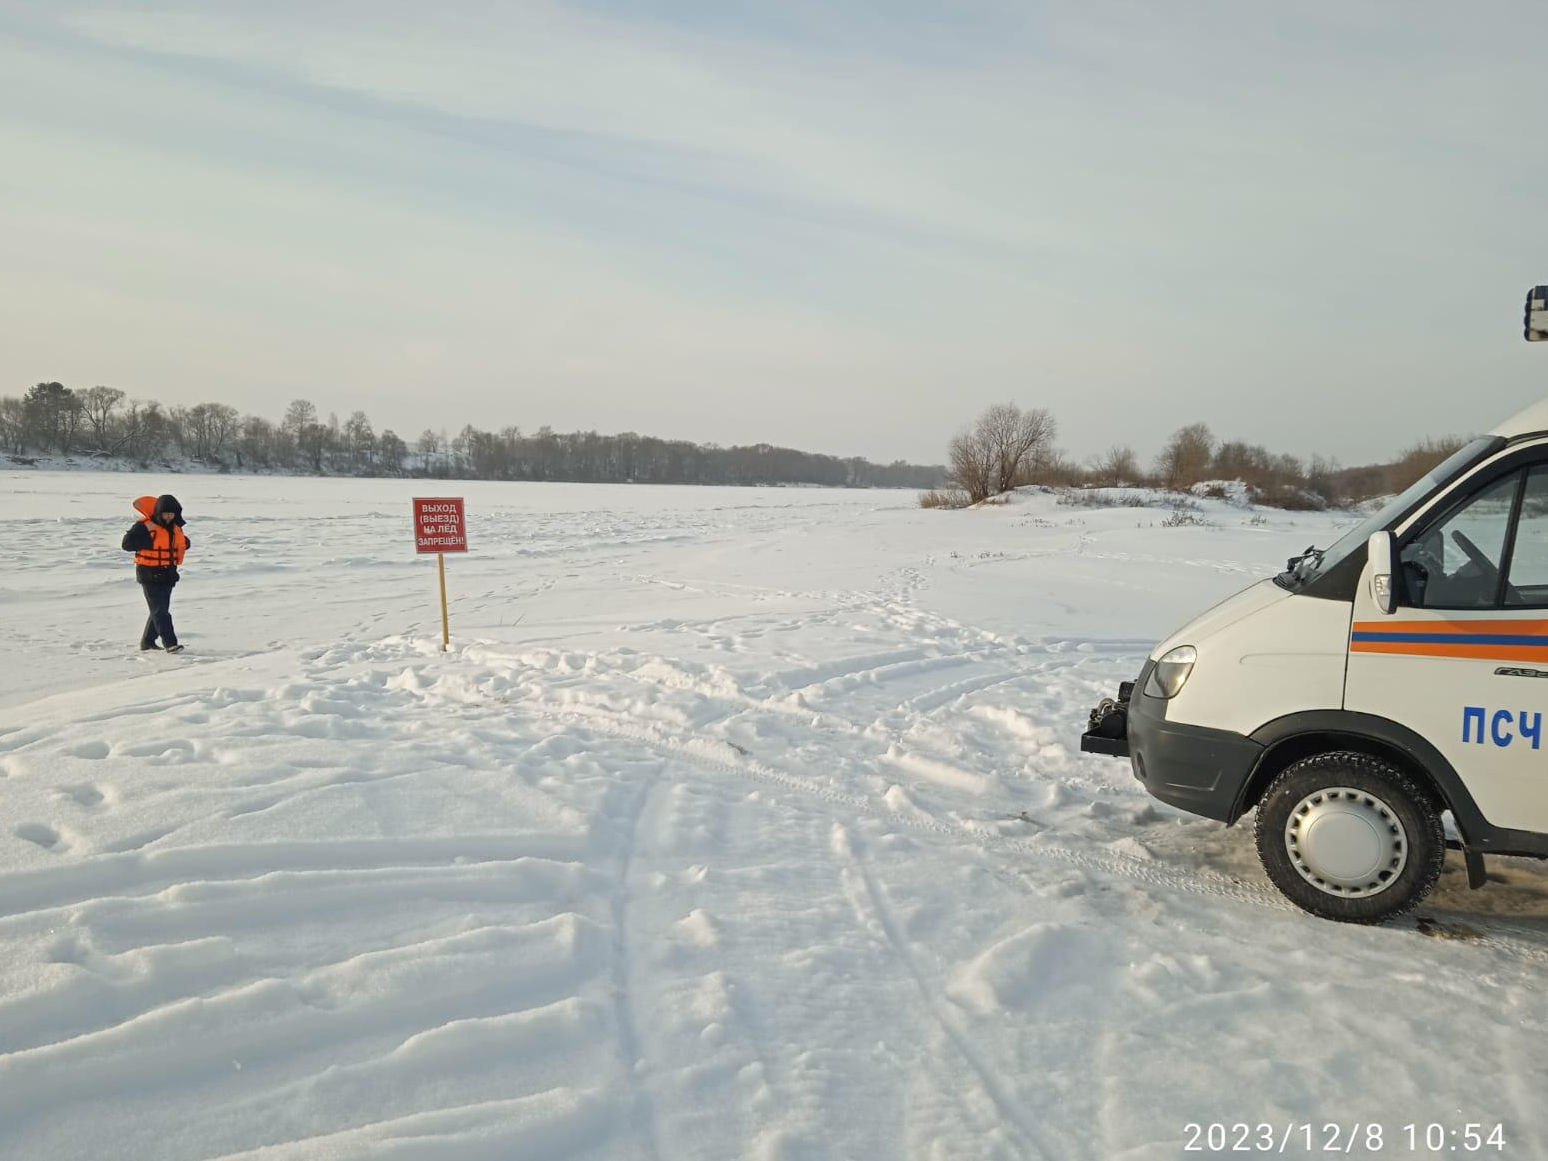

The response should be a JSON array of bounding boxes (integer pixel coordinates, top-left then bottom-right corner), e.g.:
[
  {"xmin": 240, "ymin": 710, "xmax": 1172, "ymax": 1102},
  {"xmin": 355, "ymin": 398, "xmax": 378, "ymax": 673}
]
[{"xmin": 1083, "ymin": 392, "xmax": 1548, "ymax": 923}]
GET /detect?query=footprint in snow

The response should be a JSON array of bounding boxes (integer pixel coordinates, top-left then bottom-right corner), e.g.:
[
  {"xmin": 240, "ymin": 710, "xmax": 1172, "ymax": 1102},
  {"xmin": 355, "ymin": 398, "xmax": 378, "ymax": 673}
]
[
  {"xmin": 46, "ymin": 934, "xmax": 91, "ymax": 967},
  {"xmin": 57, "ymin": 783, "xmax": 106, "ymax": 809},
  {"xmin": 15, "ymin": 823, "xmax": 65, "ymax": 852}
]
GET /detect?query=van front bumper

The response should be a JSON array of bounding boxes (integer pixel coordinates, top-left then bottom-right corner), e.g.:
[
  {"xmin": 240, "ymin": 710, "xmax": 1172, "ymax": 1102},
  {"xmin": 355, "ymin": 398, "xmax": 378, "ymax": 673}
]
[{"xmin": 1083, "ymin": 661, "xmax": 1264, "ymax": 824}]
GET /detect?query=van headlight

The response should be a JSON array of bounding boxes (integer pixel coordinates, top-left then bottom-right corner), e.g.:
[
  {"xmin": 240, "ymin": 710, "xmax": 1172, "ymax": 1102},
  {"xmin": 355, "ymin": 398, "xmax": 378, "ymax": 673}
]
[{"xmin": 1146, "ymin": 646, "xmax": 1198, "ymax": 699}]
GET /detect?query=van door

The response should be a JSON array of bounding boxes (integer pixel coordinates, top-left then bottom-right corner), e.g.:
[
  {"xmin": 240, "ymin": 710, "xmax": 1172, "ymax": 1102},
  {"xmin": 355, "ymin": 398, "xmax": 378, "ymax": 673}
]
[{"xmin": 1346, "ymin": 459, "xmax": 1548, "ymax": 834}]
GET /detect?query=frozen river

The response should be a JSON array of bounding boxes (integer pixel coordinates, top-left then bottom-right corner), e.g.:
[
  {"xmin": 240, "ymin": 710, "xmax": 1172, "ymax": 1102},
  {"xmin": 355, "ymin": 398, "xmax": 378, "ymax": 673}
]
[{"xmin": 0, "ymin": 470, "xmax": 1544, "ymax": 1160}]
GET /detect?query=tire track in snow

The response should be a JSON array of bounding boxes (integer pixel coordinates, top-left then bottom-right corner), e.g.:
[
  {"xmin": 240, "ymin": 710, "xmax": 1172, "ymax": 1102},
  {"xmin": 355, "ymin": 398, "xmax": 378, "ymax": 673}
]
[
  {"xmin": 886, "ymin": 669, "xmax": 1021, "ymax": 717},
  {"xmin": 510, "ymin": 705, "xmax": 1548, "ymax": 970},
  {"xmin": 201, "ymin": 1086, "xmax": 622, "ymax": 1161},
  {"xmin": 298, "ymin": 639, "xmax": 1548, "ymax": 968},
  {"xmin": 830, "ymin": 821, "xmax": 1054, "ymax": 1160},
  {"xmin": 438, "ymin": 626, "xmax": 1548, "ymax": 960},
  {"xmin": 521, "ymin": 703, "xmax": 1277, "ymax": 898},
  {"xmin": 765, "ymin": 648, "xmax": 933, "ymax": 691},
  {"xmin": 0, "ymin": 858, "xmax": 596, "ymax": 1056},
  {"xmin": 603, "ymin": 775, "xmax": 665, "ymax": 1161},
  {"xmin": 0, "ymin": 915, "xmax": 608, "ymax": 1127},
  {"xmin": 0, "ymin": 833, "xmax": 588, "ymax": 922},
  {"xmin": 792, "ymin": 653, "xmax": 975, "ymax": 700}
]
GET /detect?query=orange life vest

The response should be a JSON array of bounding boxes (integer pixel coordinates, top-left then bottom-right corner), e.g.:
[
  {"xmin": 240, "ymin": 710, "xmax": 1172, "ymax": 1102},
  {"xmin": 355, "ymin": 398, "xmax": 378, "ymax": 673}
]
[{"xmin": 132, "ymin": 496, "xmax": 188, "ymax": 569}]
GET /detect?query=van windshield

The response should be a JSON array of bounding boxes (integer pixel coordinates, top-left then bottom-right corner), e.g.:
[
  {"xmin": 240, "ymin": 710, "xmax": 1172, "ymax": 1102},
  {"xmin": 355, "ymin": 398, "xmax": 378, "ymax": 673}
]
[{"xmin": 1278, "ymin": 435, "xmax": 1504, "ymax": 591}]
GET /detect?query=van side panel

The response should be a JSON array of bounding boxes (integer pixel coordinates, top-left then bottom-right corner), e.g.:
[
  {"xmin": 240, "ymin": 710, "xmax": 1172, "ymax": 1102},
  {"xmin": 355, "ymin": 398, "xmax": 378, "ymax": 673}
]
[{"xmin": 1345, "ymin": 559, "xmax": 1548, "ymax": 834}]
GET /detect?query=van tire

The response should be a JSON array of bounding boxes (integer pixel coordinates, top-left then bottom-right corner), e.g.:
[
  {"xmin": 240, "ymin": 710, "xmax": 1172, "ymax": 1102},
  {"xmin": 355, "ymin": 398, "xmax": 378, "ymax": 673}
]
[{"xmin": 1253, "ymin": 751, "xmax": 1445, "ymax": 924}]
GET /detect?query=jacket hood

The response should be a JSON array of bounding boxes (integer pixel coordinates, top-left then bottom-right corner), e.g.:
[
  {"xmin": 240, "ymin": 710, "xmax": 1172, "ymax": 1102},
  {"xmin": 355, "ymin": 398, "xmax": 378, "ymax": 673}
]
[{"xmin": 135, "ymin": 494, "xmax": 185, "ymax": 526}]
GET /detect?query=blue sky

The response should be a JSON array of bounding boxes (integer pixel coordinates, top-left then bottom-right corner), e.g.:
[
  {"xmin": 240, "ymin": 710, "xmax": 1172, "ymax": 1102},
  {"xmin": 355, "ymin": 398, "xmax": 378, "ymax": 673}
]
[{"xmin": 2, "ymin": 1, "xmax": 1545, "ymax": 465}]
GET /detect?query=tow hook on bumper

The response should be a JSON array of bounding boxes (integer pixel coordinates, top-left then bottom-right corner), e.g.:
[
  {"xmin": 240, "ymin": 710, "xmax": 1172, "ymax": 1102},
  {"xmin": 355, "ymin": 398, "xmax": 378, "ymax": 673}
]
[{"xmin": 1081, "ymin": 681, "xmax": 1134, "ymax": 758}]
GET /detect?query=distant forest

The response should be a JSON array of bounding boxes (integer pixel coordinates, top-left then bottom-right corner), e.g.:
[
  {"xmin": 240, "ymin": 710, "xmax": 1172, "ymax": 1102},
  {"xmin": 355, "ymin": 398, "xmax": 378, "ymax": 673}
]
[
  {"xmin": 3, "ymin": 381, "xmax": 1463, "ymax": 506},
  {"xmin": 0, "ymin": 383, "xmax": 946, "ymax": 489}
]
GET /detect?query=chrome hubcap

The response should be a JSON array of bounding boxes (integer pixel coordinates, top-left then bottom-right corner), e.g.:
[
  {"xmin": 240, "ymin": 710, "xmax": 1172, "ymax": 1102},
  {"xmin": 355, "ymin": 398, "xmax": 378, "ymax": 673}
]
[{"xmin": 1284, "ymin": 786, "xmax": 1407, "ymax": 898}]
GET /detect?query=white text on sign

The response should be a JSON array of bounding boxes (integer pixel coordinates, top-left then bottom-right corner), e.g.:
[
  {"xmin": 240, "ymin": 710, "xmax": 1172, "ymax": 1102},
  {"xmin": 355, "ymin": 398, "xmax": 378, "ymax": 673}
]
[{"xmin": 412, "ymin": 497, "xmax": 468, "ymax": 554}]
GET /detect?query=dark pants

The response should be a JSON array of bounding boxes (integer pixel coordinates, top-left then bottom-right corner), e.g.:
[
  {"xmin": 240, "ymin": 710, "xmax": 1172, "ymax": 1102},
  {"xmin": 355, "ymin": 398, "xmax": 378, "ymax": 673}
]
[{"xmin": 140, "ymin": 583, "xmax": 178, "ymax": 649}]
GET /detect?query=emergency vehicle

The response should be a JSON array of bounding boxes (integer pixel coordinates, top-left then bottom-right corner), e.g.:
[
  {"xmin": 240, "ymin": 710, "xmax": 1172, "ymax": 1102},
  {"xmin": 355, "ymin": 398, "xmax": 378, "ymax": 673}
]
[{"xmin": 1081, "ymin": 286, "xmax": 1548, "ymax": 922}]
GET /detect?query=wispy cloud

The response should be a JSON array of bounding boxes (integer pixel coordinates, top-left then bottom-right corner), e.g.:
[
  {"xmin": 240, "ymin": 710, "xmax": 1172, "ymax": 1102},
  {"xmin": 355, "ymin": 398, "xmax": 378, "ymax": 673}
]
[{"xmin": 3, "ymin": 1, "xmax": 1546, "ymax": 462}]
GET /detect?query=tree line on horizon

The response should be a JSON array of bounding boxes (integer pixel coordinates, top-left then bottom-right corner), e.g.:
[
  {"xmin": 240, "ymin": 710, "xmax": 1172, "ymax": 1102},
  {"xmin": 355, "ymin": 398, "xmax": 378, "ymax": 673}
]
[
  {"xmin": 929, "ymin": 403, "xmax": 1465, "ymax": 510},
  {"xmin": 2, "ymin": 382, "xmax": 1466, "ymax": 504},
  {"xmin": 0, "ymin": 382, "xmax": 947, "ymax": 489}
]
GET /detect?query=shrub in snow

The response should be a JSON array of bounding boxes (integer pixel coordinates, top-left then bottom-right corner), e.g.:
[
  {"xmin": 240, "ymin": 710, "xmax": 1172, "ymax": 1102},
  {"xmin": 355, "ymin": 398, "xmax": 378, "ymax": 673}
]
[
  {"xmin": 1189, "ymin": 478, "xmax": 1328, "ymax": 512},
  {"xmin": 917, "ymin": 488, "xmax": 971, "ymax": 509},
  {"xmin": 1188, "ymin": 479, "xmax": 1250, "ymax": 506},
  {"xmin": 1161, "ymin": 503, "xmax": 1215, "ymax": 529},
  {"xmin": 1247, "ymin": 482, "xmax": 1328, "ymax": 511},
  {"xmin": 1056, "ymin": 488, "xmax": 1153, "ymax": 510}
]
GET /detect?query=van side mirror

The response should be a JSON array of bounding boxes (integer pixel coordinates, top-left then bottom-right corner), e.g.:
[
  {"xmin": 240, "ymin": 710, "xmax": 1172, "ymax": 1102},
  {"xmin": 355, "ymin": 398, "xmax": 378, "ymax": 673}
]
[
  {"xmin": 1368, "ymin": 531, "xmax": 1396, "ymax": 614},
  {"xmin": 1526, "ymin": 285, "xmax": 1548, "ymax": 341}
]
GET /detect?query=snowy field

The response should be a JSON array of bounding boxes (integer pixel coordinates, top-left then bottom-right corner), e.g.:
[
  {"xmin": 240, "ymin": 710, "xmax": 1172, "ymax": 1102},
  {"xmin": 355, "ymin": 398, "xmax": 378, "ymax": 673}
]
[{"xmin": 2, "ymin": 470, "xmax": 1546, "ymax": 1160}]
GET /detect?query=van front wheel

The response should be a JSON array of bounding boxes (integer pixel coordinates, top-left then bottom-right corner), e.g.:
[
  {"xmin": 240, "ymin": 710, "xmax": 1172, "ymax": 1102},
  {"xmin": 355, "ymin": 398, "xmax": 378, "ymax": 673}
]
[{"xmin": 1253, "ymin": 752, "xmax": 1445, "ymax": 924}]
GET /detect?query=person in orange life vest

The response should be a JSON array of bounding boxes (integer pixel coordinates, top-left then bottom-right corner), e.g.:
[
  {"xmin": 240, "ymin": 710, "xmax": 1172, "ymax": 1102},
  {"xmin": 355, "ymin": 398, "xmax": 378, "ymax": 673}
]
[{"xmin": 121, "ymin": 494, "xmax": 190, "ymax": 653}]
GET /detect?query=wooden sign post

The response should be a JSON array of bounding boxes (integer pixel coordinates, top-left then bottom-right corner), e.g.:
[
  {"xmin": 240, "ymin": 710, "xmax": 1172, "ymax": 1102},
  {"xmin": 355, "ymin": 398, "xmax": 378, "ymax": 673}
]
[{"xmin": 412, "ymin": 497, "xmax": 468, "ymax": 651}]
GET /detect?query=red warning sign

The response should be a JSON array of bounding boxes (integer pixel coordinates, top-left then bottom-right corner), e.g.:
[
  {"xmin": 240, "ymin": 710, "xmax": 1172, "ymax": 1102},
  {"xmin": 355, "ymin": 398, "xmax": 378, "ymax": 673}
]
[{"xmin": 413, "ymin": 497, "xmax": 467, "ymax": 553}]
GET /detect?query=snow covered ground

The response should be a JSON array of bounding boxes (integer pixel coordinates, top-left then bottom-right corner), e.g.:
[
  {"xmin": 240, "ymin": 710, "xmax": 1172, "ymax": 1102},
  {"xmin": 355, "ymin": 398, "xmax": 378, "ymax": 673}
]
[{"xmin": 1, "ymin": 471, "xmax": 1545, "ymax": 1160}]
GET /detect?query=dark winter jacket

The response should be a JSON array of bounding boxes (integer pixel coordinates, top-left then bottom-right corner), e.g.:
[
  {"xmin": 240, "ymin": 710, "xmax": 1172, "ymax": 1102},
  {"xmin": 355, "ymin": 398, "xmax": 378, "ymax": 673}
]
[{"xmin": 122, "ymin": 494, "xmax": 190, "ymax": 585}]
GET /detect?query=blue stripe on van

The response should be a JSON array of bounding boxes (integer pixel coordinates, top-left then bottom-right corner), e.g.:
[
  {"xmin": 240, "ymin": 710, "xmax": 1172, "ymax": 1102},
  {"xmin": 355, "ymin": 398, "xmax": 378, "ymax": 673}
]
[{"xmin": 1350, "ymin": 632, "xmax": 1548, "ymax": 646}]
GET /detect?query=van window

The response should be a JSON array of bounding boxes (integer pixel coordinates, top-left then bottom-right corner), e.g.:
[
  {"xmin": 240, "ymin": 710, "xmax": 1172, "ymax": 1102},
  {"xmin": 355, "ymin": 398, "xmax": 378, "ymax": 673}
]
[
  {"xmin": 1283, "ymin": 435, "xmax": 1502, "ymax": 595},
  {"xmin": 1505, "ymin": 465, "xmax": 1548, "ymax": 605},
  {"xmin": 1401, "ymin": 471, "xmax": 1520, "ymax": 608}
]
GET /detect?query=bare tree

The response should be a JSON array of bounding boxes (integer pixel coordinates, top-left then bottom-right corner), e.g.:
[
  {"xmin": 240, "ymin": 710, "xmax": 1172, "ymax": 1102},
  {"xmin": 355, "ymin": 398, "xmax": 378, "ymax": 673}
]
[
  {"xmin": 1155, "ymin": 422, "xmax": 1215, "ymax": 490},
  {"xmin": 343, "ymin": 411, "xmax": 375, "ymax": 469},
  {"xmin": 378, "ymin": 429, "xmax": 407, "ymax": 474},
  {"xmin": 167, "ymin": 406, "xmax": 193, "ymax": 455},
  {"xmin": 297, "ymin": 420, "xmax": 331, "ymax": 472},
  {"xmin": 0, "ymin": 397, "xmax": 25, "ymax": 454},
  {"xmin": 1089, "ymin": 444, "xmax": 1141, "ymax": 487},
  {"xmin": 948, "ymin": 430, "xmax": 996, "ymax": 503},
  {"xmin": 1387, "ymin": 437, "xmax": 1466, "ymax": 494},
  {"xmin": 282, "ymin": 399, "xmax": 318, "ymax": 436},
  {"xmin": 947, "ymin": 403, "xmax": 1057, "ymax": 501},
  {"xmin": 205, "ymin": 403, "xmax": 240, "ymax": 458},
  {"xmin": 234, "ymin": 416, "xmax": 275, "ymax": 470},
  {"xmin": 1021, "ymin": 447, "xmax": 1081, "ymax": 487},
  {"xmin": 79, "ymin": 386, "xmax": 125, "ymax": 450},
  {"xmin": 172, "ymin": 403, "xmax": 240, "ymax": 459},
  {"xmin": 123, "ymin": 401, "xmax": 168, "ymax": 463},
  {"xmin": 977, "ymin": 403, "xmax": 1057, "ymax": 494}
]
